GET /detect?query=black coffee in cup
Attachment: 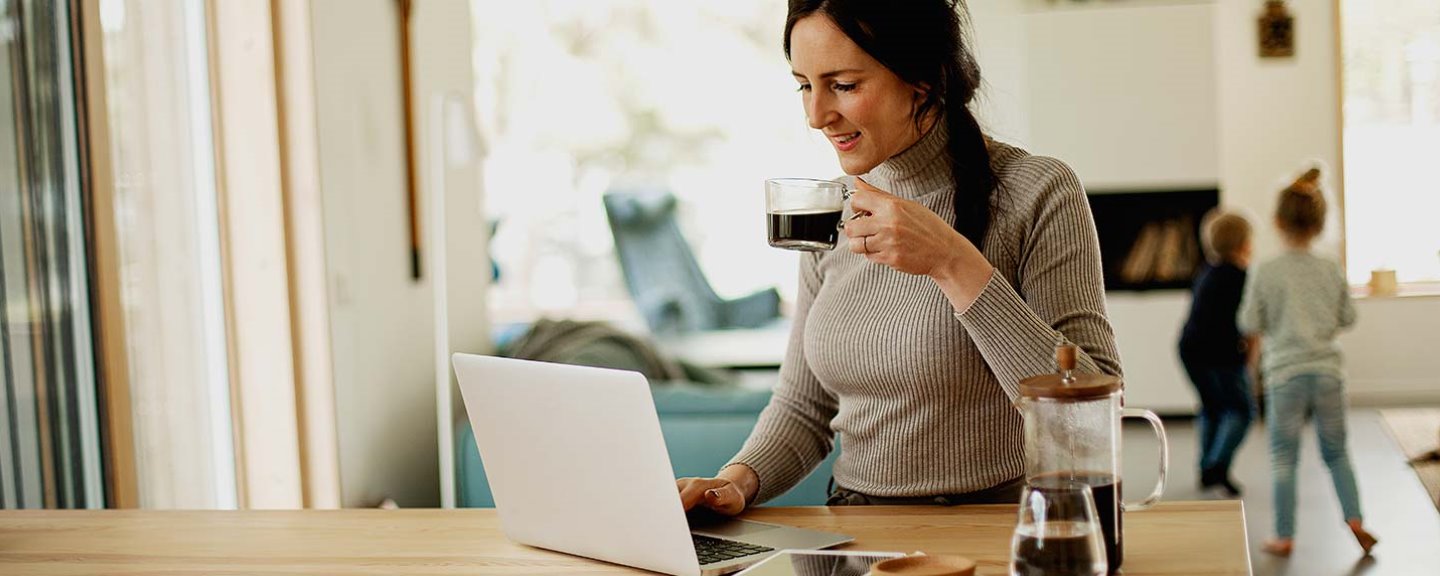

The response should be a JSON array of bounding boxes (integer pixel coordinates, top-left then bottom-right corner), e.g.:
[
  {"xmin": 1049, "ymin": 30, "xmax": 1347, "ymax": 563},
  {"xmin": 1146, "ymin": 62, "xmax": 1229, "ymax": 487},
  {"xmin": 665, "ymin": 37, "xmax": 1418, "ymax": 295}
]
[
  {"xmin": 1030, "ymin": 471, "xmax": 1121, "ymax": 573},
  {"xmin": 765, "ymin": 178, "xmax": 849, "ymax": 252},
  {"xmin": 1011, "ymin": 521, "xmax": 1103, "ymax": 576},
  {"xmin": 767, "ymin": 209, "xmax": 842, "ymax": 251}
]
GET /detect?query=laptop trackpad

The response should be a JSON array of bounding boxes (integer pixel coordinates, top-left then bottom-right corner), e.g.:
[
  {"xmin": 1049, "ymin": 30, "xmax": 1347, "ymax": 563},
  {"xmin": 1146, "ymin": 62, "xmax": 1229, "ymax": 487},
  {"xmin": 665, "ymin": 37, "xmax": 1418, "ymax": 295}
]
[{"xmin": 691, "ymin": 518, "xmax": 781, "ymax": 538}]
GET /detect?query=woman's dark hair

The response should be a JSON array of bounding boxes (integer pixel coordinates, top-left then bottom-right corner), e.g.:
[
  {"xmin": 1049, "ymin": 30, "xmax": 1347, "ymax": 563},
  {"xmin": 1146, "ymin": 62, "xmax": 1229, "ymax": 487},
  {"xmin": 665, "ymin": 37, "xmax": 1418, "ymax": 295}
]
[{"xmin": 784, "ymin": 0, "xmax": 997, "ymax": 248}]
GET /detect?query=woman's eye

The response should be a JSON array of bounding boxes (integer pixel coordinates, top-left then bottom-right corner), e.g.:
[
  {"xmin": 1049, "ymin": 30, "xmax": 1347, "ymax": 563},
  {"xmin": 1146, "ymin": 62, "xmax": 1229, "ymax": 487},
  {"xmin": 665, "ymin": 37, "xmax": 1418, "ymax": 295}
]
[
  {"xmin": 796, "ymin": 84, "xmax": 811, "ymax": 92},
  {"xmin": 833, "ymin": 82, "xmax": 856, "ymax": 92}
]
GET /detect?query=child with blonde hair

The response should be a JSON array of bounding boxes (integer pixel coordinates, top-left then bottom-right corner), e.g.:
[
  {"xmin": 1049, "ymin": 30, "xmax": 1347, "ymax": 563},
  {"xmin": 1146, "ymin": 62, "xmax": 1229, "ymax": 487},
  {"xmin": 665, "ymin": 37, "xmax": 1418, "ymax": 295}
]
[
  {"xmin": 1239, "ymin": 168, "xmax": 1378, "ymax": 557},
  {"xmin": 1179, "ymin": 209, "xmax": 1255, "ymax": 497}
]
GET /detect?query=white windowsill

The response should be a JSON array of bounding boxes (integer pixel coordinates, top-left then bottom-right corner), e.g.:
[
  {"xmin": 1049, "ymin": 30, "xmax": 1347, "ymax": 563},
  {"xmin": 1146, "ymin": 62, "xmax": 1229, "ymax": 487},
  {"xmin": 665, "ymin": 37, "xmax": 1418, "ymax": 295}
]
[{"xmin": 1351, "ymin": 282, "xmax": 1440, "ymax": 301}]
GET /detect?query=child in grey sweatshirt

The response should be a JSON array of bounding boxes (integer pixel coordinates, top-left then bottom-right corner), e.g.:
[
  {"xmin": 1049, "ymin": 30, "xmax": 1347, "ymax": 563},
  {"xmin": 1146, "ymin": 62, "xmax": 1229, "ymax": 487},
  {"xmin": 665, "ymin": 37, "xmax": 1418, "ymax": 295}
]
[{"xmin": 1239, "ymin": 168, "xmax": 1377, "ymax": 558}]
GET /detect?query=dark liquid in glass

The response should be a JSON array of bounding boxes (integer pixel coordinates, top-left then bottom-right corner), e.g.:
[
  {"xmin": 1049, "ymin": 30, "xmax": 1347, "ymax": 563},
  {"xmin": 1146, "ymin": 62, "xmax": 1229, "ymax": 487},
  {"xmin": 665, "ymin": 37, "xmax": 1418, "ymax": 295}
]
[
  {"xmin": 1032, "ymin": 471, "xmax": 1122, "ymax": 573},
  {"xmin": 767, "ymin": 210, "xmax": 841, "ymax": 251},
  {"xmin": 1011, "ymin": 522, "xmax": 1104, "ymax": 576}
]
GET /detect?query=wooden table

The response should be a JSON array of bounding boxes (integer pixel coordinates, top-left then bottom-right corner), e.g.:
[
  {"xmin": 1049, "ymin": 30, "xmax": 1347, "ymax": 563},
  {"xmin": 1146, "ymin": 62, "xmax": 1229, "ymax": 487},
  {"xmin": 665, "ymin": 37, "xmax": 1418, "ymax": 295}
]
[{"xmin": 0, "ymin": 501, "xmax": 1250, "ymax": 575}]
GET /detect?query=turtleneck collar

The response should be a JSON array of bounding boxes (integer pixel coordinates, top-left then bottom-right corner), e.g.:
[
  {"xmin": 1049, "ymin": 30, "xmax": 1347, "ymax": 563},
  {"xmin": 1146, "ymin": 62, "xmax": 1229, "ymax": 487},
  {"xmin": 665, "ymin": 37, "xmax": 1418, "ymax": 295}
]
[{"xmin": 861, "ymin": 118, "xmax": 951, "ymax": 199}]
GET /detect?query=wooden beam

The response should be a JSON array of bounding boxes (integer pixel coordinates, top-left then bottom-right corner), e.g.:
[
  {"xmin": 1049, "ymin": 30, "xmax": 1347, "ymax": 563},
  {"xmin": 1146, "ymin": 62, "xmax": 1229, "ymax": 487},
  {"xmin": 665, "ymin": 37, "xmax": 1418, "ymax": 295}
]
[
  {"xmin": 73, "ymin": 0, "xmax": 139, "ymax": 510},
  {"xmin": 205, "ymin": 0, "xmax": 304, "ymax": 510},
  {"xmin": 271, "ymin": 0, "xmax": 342, "ymax": 509}
]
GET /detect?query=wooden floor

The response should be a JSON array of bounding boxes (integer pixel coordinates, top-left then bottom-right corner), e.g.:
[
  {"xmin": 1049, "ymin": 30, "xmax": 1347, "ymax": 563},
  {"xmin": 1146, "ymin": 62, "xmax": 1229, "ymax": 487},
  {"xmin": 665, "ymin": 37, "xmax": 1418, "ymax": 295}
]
[{"xmin": 1122, "ymin": 408, "xmax": 1440, "ymax": 576}]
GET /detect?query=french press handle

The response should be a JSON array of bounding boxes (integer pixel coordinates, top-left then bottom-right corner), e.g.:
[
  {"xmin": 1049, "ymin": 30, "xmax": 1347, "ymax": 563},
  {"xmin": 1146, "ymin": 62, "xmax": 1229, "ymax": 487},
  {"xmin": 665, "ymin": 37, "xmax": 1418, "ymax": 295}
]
[{"xmin": 1121, "ymin": 407, "xmax": 1169, "ymax": 511}]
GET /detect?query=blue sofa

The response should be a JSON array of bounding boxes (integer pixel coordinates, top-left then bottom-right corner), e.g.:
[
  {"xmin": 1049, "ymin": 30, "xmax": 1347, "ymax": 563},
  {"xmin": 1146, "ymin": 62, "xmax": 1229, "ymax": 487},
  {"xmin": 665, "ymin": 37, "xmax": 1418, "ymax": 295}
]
[{"xmin": 456, "ymin": 381, "xmax": 839, "ymax": 507}]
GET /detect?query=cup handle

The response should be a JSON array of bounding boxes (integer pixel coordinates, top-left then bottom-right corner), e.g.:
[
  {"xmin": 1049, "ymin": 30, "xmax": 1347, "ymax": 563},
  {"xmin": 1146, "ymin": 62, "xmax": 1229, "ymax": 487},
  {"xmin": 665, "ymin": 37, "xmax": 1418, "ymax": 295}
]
[
  {"xmin": 836, "ymin": 185, "xmax": 866, "ymax": 230},
  {"xmin": 1121, "ymin": 407, "xmax": 1169, "ymax": 512}
]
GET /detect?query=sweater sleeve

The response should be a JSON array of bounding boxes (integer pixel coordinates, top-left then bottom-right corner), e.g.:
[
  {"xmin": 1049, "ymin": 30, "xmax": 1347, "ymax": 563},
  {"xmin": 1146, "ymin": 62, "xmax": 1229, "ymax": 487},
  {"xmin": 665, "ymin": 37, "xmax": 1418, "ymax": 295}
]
[
  {"xmin": 725, "ymin": 252, "xmax": 839, "ymax": 505},
  {"xmin": 956, "ymin": 158, "xmax": 1121, "ymax": 403}
]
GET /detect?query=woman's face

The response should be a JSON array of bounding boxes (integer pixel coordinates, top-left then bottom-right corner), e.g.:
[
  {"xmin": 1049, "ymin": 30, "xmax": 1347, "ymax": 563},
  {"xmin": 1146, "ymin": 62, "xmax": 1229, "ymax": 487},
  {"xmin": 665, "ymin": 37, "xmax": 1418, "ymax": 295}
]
[{"xmin": 789, "ymin": 14, "xmax": 929, "ymax": 175}]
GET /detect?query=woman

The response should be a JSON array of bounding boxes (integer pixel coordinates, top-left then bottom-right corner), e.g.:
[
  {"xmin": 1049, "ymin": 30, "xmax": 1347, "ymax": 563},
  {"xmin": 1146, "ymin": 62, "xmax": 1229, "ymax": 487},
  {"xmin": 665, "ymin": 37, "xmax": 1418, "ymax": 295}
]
[{"xmin": 678, "ymin": 0, "xmax": 1120, "ymax": 513}]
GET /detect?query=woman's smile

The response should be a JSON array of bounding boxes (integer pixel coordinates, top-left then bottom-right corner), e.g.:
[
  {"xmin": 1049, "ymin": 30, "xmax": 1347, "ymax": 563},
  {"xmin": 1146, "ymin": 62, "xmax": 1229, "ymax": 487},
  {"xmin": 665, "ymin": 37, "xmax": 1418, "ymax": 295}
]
[{"xmin": 830, "ymin": 131, "xmax": 862, "ymax": 152}]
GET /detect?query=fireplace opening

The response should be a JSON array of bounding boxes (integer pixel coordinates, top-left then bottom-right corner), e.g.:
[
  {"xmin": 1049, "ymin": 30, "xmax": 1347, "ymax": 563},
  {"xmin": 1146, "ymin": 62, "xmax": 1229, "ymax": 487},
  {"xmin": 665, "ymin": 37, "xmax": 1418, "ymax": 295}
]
[{"xmin": 1086, "ymin": 188, "xmax": 1219, "ymax": 292}]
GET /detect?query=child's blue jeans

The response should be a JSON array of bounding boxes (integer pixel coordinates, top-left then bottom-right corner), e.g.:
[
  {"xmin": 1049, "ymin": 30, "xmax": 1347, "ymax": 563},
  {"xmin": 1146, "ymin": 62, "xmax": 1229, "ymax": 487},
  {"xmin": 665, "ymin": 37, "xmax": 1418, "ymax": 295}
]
[
  {"xmin": 1182, "ymin": 362, "xmax": 1255, "ymax": 479},
  {"xmin": 1266, "ymin": 372, "xmax": 1364, "ymax": 539}
]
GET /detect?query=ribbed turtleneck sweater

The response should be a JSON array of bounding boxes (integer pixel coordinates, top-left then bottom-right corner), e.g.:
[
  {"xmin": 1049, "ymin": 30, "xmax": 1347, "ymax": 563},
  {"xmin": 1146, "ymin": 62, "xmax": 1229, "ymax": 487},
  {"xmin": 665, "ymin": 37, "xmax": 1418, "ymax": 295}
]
[{"xmin": 728, "ymin": 122, "xmax": 1122, "ymax": 503}]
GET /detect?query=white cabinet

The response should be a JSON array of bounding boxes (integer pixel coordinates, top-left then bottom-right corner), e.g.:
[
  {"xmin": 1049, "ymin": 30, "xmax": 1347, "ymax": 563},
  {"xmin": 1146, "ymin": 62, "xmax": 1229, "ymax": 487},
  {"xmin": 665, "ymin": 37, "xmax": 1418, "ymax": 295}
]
[{"xmin": 1106, "ymin": 290, "xmax": 1199, "ymax": 415}]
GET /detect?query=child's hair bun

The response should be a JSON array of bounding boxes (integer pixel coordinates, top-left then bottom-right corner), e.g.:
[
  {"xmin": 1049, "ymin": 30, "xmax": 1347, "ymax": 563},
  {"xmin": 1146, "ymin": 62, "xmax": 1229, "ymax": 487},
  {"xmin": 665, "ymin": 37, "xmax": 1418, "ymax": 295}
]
[{"xmin": 1290, "ymin": 167, "xmax": 1322, "ymax": 193}]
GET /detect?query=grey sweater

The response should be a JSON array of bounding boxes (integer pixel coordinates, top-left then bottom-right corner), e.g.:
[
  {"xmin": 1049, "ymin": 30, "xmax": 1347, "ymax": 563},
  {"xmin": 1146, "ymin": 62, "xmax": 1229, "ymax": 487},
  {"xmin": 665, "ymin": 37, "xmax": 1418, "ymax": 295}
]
[
  {"xmin": 1238, "ymin": 250, "xmax": 1356, "ymax": 386},
  {"xmin": 728, "ymin": 122, "xmax": 1122, "ymax": 504}
]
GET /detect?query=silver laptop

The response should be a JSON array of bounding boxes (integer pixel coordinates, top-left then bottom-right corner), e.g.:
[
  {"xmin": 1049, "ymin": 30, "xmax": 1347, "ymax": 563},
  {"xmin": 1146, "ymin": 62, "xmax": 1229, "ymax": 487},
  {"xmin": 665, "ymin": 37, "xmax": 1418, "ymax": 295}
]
[{"xmin": 453, "ymin": 353, "xmax": 852, "ymax": 576}]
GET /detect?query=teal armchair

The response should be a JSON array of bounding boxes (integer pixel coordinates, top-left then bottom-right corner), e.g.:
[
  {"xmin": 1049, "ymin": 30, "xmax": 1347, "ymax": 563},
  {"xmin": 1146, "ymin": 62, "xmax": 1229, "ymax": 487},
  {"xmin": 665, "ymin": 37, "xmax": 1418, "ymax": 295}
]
[{"xmin": 602, "ymin": 191, "xmax": 781, "ymax": 335}]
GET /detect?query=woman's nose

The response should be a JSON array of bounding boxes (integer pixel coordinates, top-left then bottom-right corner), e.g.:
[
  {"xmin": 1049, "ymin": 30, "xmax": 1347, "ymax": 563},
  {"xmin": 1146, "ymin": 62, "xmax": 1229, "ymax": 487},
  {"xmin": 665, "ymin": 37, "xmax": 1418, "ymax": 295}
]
[{"xmin": 805, "ymin": 93, "xmax": 834, "ymax": 130}]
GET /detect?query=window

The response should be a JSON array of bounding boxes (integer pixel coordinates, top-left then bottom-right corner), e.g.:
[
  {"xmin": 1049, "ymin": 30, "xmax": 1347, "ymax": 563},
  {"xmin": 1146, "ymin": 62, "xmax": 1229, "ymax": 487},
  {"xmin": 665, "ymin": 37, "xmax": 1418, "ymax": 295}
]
[
  {"xmin": 1341, "ymin": 1, "xmax": 1440, "ymax": 288},
  {"xmin": 471, "ymin": 0, "xmax": 842, "ymax": 327}
]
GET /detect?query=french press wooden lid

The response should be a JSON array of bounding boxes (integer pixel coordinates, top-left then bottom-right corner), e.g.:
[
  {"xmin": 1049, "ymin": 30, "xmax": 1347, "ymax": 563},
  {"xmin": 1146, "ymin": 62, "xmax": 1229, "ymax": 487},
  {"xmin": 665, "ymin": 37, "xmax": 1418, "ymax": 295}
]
[
  {"xmin": 1017, "ymin": 344, "xmax": 1121, "ymax": 400},
  {"xmin": 871, "ymin": 554, "xmax": 976, "ymax": 576}
]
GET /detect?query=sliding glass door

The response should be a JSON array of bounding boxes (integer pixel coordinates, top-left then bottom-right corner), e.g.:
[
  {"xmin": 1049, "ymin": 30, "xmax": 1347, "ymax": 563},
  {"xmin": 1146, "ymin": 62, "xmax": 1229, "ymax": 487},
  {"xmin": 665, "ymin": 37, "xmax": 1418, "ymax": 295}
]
[
  {"xmin": 3, "ymin": 0, "xmax": 233, "ymax": 510},
  {"xmin": 1, "ymin": 0, "xmax": 104, "ymax": 509}
]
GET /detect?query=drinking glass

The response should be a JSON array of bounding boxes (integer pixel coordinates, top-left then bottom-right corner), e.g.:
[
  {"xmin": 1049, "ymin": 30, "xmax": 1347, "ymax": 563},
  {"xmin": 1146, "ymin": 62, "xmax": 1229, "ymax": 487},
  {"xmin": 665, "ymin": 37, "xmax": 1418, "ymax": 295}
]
[
  {"xmin": 765, "ymin": 178, "xmax": 852, "ymax": 251},
  {"xmin": 1010, "ymin": 479, "xmax": 1107, "ymax": 576}
]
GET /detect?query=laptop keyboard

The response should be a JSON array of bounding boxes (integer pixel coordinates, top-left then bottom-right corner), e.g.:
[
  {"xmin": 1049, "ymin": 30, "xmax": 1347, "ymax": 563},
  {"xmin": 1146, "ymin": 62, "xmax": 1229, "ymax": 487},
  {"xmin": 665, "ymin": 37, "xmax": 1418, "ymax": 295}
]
[{"xmin": 692, "ymin": 534, "xmax": 774, "ymax": 565}]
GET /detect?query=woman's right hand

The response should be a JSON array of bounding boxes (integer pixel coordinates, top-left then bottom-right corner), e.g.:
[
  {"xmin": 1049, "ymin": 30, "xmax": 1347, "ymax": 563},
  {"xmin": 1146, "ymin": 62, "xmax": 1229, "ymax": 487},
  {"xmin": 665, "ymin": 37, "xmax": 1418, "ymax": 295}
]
[{"xmin": 676, "ymin": 464, "xmax": 759, "ymax": 516}]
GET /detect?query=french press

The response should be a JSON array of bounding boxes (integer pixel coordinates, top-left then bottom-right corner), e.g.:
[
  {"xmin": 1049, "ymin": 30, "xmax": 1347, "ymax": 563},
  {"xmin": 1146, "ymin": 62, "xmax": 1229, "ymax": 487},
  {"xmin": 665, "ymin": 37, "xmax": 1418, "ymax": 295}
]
[{"xmin": 1017, "ymin": 344, "xmax": 1169, "ymax": 574}]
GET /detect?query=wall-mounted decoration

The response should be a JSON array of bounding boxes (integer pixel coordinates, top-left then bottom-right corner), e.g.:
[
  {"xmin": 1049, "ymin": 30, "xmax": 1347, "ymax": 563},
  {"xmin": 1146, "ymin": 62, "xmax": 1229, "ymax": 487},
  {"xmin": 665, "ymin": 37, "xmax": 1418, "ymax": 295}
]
[
  {"xmin": 1258, "ymin": 0, "xmax": 1295, "ymax": 59},
  {"xmin": 397, "ymin": 0, "xmax": 422, "ymax": 280}
]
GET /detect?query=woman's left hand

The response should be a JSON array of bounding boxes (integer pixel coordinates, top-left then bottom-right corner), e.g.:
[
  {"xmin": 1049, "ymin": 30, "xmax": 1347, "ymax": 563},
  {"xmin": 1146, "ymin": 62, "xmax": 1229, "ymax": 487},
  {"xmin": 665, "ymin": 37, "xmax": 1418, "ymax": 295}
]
[{"xmin": 844, "ymin": 177, "xmax": 995, "ymax": 310}]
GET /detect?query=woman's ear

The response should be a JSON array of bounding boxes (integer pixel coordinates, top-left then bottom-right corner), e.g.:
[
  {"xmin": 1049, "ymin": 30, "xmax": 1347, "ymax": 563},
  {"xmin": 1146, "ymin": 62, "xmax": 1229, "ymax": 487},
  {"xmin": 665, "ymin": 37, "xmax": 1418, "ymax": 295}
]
[{"xmin": 913, "ymin": 82, "xmax": 932, "ymax": 102}]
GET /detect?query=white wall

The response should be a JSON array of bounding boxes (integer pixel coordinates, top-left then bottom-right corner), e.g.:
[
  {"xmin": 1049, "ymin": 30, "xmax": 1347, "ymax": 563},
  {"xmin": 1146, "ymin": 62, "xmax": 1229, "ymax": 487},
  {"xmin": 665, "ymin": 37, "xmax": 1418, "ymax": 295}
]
[
  {"xmin": 1106, "ymin": 291, "xmax": 1193, "ymax": 413},
  {"xmin": 969, "ymin": 1, "xmax": 1032, "ymax": 146},
  {"xmin": 310, "ymin": 0, "xmax": 487, "ymax": 508},
  {"xmin": 1025, "ymin": 2, "xmax": 1218, "ymax": 190},
  {"xmin": 1216, "ymin": 0, "xmax": 1342, "ymax": 260},
  {"xmin": 1341, "ymin": 296, "xmax": 1440, "ymax": 404}
]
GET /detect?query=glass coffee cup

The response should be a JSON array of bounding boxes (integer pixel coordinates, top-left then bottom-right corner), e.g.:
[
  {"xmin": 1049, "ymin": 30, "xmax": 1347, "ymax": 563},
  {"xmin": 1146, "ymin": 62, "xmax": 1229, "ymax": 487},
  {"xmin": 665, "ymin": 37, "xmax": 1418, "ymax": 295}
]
[
  {"xmin": 1010, "ymin": 479, "xmax": 1107, "ymax": 576},
  {"xmin": 765, "ymin": 178, "xmax": 854, "ymax": 251}
]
